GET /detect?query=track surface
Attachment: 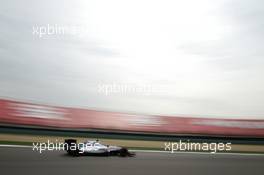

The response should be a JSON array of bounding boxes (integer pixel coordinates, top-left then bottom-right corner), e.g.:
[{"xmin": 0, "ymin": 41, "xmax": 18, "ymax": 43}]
[{"xmin": 1, "ymin": 147, "xmax": 264, "ymax": 175}]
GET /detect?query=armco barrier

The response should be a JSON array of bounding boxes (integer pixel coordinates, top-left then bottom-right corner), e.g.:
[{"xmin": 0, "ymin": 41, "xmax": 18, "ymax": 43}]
[{"xmin": 0, "ymin": 99, "xmax": 264, "ymax": 137}]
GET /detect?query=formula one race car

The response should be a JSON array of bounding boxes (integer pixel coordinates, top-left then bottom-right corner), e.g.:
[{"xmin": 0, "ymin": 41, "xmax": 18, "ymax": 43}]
[{"xmin": 64, "ymin": 139, "xmax": 135, "ymax": 157}]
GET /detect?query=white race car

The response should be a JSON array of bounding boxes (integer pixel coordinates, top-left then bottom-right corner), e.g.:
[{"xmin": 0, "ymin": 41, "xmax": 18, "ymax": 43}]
[{"xmin": 64, "ymin": 139, "xmax": 135, "ymax": 157}]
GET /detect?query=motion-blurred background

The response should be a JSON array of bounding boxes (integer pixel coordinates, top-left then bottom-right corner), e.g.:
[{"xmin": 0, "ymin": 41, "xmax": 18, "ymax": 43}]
[{"xmin": 1, "ymin": 0, "xmax": 264, "ymax": 152}]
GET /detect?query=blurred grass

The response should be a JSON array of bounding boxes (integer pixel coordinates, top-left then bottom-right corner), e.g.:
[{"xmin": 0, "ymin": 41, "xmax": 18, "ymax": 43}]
[
  {"xmin": 1, "ymin": 124, "xmax": 264, "ymax": 153},
  {"xmin": 1, "ymin": 124, "xmax": 264, "ymax": 144},
  {"xmin": 1, "ymin": 133, "xmax": 264, "ymax": 153}
]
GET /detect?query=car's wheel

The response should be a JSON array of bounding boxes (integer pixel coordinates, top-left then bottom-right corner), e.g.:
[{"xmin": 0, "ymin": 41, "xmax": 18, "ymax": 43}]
[
  {"xmin": 64, "ymin": 139, "xmax": 79, "ymax": 156},
  {"xmin": 119, "ymin": 148, "xmax": 128, "ymax": 157}
]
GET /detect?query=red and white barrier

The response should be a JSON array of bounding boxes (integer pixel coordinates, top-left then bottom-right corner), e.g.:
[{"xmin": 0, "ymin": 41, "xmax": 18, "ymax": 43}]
[{"xmin": 0, "ymin": 99, "xmax": 263, "ymax": 137}]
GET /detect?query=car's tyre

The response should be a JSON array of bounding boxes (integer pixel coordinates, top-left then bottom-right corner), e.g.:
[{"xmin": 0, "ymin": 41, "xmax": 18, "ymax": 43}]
[
  {"xmin": 64, "ymin": 139, "xmax": 79, "ymax": 156},
  {"xmin": 119, "ymin": 148, "xmax": 129, "ymax": 157}
]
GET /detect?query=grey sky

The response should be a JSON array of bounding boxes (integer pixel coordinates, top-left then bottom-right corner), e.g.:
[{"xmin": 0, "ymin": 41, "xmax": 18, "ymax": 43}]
[{"xmin": 0, "ymin": 0, "xmax": 264, "ymax": 119}]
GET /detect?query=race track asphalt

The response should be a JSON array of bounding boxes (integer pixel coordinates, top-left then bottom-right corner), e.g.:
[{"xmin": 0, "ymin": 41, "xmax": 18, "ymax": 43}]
[{"xmin": 0, "ymin": 147, "xmax": 264, "ymax": 175}]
